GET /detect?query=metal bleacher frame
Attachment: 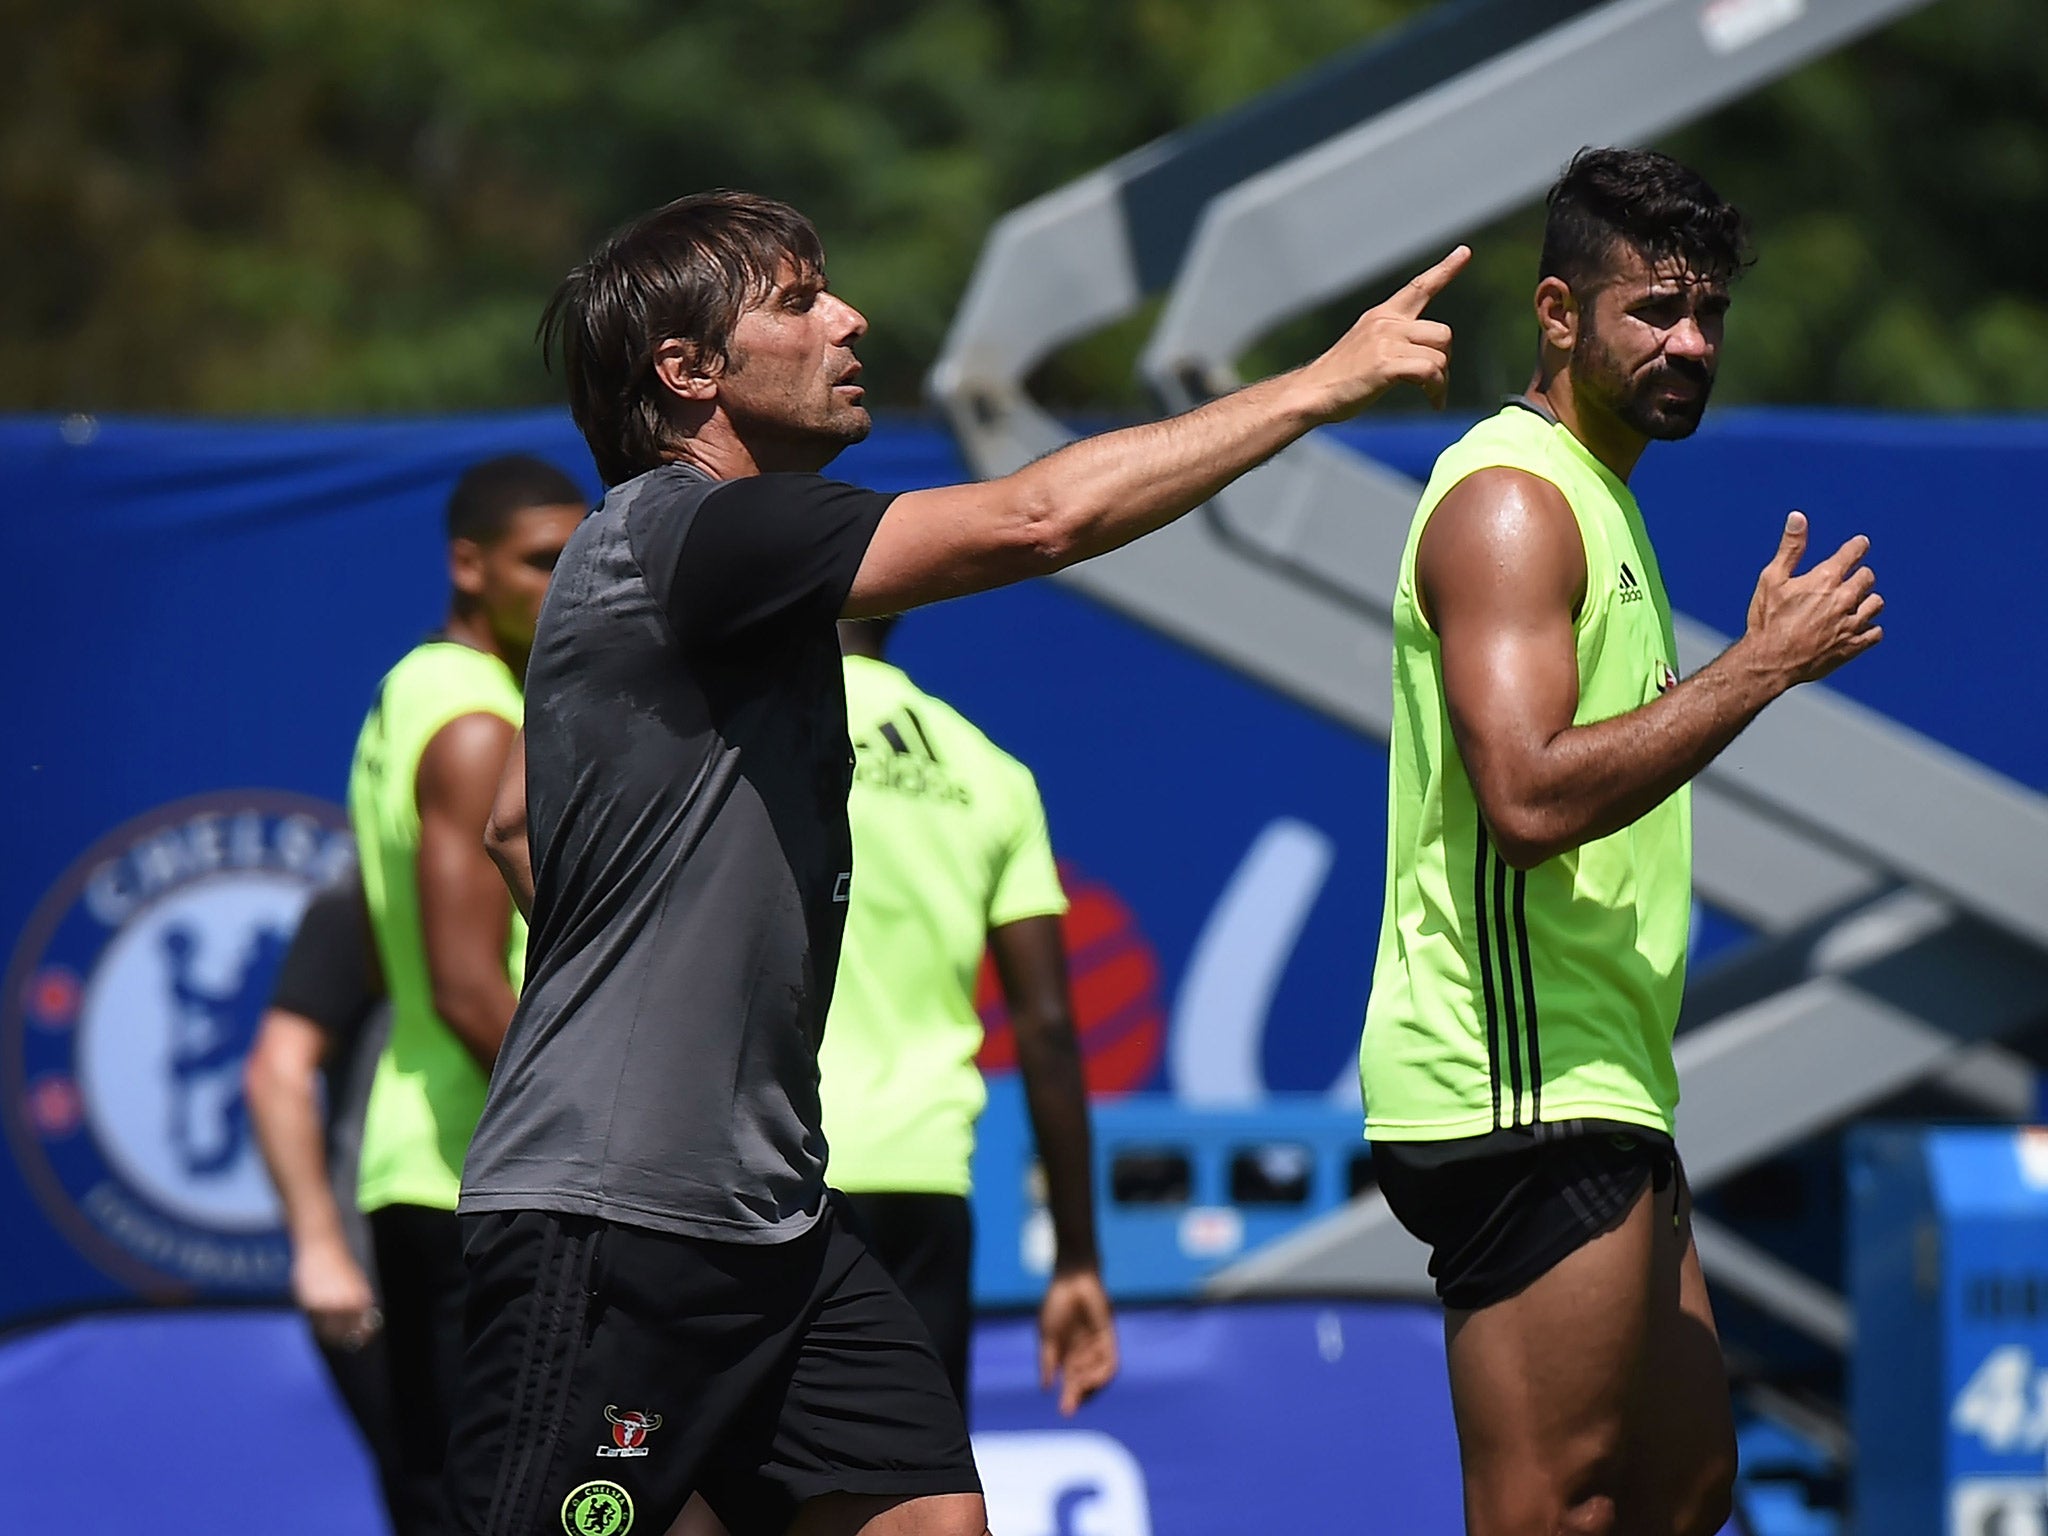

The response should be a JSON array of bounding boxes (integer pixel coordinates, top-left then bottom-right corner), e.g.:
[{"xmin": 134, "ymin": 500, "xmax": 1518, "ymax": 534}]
[{"xmin": 930, "ymin": 0, "xmax": 2048, "ymax": 1364}]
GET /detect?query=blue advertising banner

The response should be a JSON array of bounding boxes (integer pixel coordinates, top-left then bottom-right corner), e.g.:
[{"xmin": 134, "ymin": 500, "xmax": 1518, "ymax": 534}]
[
  {"xmin": 0, "ymin": 1301, "xmax": 1461, "ymax": 1535},
  {"xmin": 4, "ymin": 409, "xmax": 2045, "ymax": 1323}
]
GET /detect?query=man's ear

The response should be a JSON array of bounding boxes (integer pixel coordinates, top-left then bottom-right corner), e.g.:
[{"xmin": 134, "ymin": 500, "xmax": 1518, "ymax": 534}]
[
  {"xmin": 1534, "ymin": 276, "xmax": 1580, "ymax": 355},
  {"xmin": 450, "ymin": 537, "xmax": 487, "ymax": 601},
  {"xmin": 651, "ymin": 338, "xmax": 719, "ymax": 402}
]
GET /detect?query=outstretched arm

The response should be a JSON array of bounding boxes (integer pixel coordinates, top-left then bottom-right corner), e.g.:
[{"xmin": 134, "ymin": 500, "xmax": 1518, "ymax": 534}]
[
  {"xmin": 245, "ymin": 1011, "xmax": 379, "ymax": 1349},
  {"xmin": 417, "ymin": 713, "xmax": 522, "ymax": 1068},
  {"xmin": 845, "ymin": 248, "xmax": 1469, "ymax": 618},
  {"xmin": 989, "ymin": 914, "xmax": 1117, "ymax": 1416},
  {"xmin": 1423, "ymin": 470, "xmax": 1883, "ymax": 870},
  {"xmin": 483, "ymin": 728, "xmax": 534, "ymax": 921}
]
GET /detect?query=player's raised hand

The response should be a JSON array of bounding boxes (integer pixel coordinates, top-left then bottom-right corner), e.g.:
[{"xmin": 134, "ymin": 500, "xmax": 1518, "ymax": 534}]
[
  {"xmin": 1302, "ymin": 245, "xmax": 1470, "ymax": 422},
  {"xmin": 1744, "ymin": 511, "xmax": 1884, "ymax": 685}
]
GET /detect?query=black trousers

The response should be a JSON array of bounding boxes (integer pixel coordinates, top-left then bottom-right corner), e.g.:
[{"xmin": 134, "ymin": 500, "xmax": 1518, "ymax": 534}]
[
  {"xmin": 317, "ymin": 1327, "xmax": 402, "ymax": 1519},
  {"xmin": 840, "ymin": 1191, "xmax": 974, "ymax": 1412},
  {"xmin": 370, "ymin": 1202, "xmax": 470, "ymax": 1536}
]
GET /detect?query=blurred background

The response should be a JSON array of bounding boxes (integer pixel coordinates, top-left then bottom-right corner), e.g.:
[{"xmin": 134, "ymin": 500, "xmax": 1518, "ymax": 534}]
[{"xmin": 3, "ymin": 2, "xmax": 2047, "ymax": 1533}]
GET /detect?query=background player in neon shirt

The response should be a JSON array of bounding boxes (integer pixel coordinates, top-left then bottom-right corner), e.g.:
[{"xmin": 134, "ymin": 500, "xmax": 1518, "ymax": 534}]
[
  {"xmin": 347, "ymin": 455, "xmax": 583, "ymax": 1535},
  {"xmin": 823, "ymin": 614, "xmax": 1116, "ymax": 1419}
]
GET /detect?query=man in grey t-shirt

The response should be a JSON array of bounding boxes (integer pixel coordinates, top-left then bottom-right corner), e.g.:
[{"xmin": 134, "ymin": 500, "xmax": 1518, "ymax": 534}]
[{"xmin": 449, "ymin": 189, "xmax": 1463, "ymax": 1536}]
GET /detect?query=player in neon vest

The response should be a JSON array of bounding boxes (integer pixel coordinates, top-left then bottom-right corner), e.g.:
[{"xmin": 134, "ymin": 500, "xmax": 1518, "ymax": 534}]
[
  {"xmin": 346, "ymin": 456, "xmax": 584, "ymax": 1536},
  {"xmin": 1361, "ymin": 148, "xmax": 1883, "ymax": 1536}
]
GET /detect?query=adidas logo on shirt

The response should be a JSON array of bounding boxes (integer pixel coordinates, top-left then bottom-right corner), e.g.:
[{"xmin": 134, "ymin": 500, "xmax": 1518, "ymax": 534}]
[
  {"xmin": 853, "ymin": 708, "xmax": 972, "ymax": 805},
  {"xmin": 1618, "ymin": 561, "xmax": 1646, "ymax": 604}
]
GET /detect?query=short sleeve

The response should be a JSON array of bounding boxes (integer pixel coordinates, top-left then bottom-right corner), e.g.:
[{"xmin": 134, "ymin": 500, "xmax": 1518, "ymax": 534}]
[
  {"xmin": 630, "ymin": 472, "xmax": 893, "ymax": 647},
  {"xmin": 988, "ymin": 768, "xmax": 1069, "ymax": 929},
  {"xmin": 270, "ymin": 877, "xmax": 382, "ymax": 1037}
]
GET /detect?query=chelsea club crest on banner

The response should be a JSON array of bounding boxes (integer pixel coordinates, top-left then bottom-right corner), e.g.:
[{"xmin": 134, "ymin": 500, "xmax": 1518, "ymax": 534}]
[{"xmin": 2, "ymin": 791, "xmax": 353, "ymax": 1293}]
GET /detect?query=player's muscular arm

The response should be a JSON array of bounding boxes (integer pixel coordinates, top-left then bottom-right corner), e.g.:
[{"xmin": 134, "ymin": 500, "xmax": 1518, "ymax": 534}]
[
  {"xmin": 418, "ymin": 714, "xmax": 521, "ymax": 1068},
  {"xmin": 989, "ymin": 915, "xmax": 1118, "ymax": 1415},
  {"xmin": 1425, "ymin": 474, "xmax": 1883, "ymax": 870},
  {"xmin": 844, "ymin": 248, "xmax": 1469, "ymax": 618},
  {"xmin": 482, "ymin": 729, "xmax": 534, "ymax": 921}
]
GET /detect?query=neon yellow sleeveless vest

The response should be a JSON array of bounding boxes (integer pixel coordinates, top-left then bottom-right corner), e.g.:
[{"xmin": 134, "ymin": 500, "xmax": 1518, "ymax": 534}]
[
  {"xmin": 1360, "ymin": 404, "xmax": 1690, "ymax": 1141},
  {"xmin": 349, "ymin": 640, "xmax": 526, "ymax": 1212}
]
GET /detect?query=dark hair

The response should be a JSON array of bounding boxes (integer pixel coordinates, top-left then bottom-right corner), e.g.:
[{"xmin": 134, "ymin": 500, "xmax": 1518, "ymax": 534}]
[
  {"xmin": 445, "ymin": 454, "xmax": 585, "ymax": 545},
  {"xmin": 539, "ymin": 191, "xmax": 826, "ymax": 486},
  {"xmin": 1540, "ymin": 147, "xmax": 1753, "ymax": 295}
]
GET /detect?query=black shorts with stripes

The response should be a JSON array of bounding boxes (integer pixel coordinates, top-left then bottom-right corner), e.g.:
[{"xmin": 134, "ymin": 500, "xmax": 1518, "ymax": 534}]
[
  {"xmin": 445, "ymin": 1193, "xmax": 979, "ymax": 1536},
  {"xmin": 1373, "ymin": 1125, "xmax": 1680, "ymax": 1312}
]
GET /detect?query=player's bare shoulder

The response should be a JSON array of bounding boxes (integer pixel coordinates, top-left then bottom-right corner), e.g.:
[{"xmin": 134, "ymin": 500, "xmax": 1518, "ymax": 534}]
[{"xmin": 1415, "ymin": 466, "xmax": 1586, "ymax": 630}]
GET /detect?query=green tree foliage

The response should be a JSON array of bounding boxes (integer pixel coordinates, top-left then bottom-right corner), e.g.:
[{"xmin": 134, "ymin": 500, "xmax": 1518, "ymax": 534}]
[{"xmin": 2, "ymin": 0, "xmax": 2042, "ymax": 416}]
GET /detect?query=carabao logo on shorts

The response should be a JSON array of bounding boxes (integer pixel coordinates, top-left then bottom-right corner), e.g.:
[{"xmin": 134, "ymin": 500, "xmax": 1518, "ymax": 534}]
[
  {"xmin": 2, "ymin": 791, "xmax": 353, "ymax": 1292},
  {"xmin": 973, "ymin": 1430, "xmax": 1153, "ymax": 1536}
]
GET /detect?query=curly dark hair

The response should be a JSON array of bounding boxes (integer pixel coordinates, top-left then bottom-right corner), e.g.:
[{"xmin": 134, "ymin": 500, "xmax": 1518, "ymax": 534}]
[
  {"xmin": 1539, "ymin": 147, "xmax": 1753, "ymax": 294},
  {"xmin": 540, "ymin": 191, "xmax": 825, "ymax": 486}
]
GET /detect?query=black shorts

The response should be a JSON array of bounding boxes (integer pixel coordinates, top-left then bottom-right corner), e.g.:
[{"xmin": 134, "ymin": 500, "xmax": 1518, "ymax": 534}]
[
  {"xmin": 369, "ymin": 1202, "xmax": 470, "ymax": 1536},
  {"xmin": 841, "ymin": 1191, "xmax": 973, "ymax": 1410},
  {"xmin": 1373, "ymin": 1127, "xmax": 1680, "ymax": 1311},
  {"xmin": 446, "ymin": 1193, "xmax": 980, "ymax": 1536}
]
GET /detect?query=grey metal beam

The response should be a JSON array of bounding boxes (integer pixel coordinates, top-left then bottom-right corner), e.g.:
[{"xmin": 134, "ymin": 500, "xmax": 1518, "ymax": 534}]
[
  {"xmin": 929, "ymin": 0, "xmax": 1611, "ymax": 481},
  {"xmin": 1145, "ymin": 0, "xmax": 1938, "ymax": 388},
  {"xmin": 927, "ymin": 172, "xmax": 1139, "ymax": 482},
  {"xmin": 1929, "ymin": 1045, "xmax": 2039, "ymax": 1120}
]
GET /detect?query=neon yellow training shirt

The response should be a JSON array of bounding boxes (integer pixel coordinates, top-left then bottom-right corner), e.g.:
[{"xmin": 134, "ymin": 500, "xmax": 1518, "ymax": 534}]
[
  {"xmin": 349, "ymin": 640, "xmax": 526, "ymax": 1213},
  {"xmin": 1360, "ymin": 403, "xmax": 1691, "ymax": 1142},
  {"xmin": 820, "ymin": 654, "xmax": 1069, "ymax": 1196}
]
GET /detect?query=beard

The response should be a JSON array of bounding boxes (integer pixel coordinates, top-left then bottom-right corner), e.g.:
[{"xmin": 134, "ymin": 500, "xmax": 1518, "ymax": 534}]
[
  {"xmin": 1573, "ymin": 326, "xmax": 1715, "ymax": 442},
  {"xmin": 795, "ymin": 396, "xmax": 872, "ymax": 468},
  {"xmin": 722, "ymin": 371, "xmax": 872, "ymax": 469}
]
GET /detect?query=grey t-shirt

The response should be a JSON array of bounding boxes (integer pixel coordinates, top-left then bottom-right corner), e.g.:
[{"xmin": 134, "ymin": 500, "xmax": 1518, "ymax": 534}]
[{"xmin": 459, "ymin": 463, "xmax": 894, "ymax": 1242}]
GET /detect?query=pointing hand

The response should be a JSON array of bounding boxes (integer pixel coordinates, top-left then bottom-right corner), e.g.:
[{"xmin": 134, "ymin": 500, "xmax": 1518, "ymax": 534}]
[{"xmin": 1303, "ymin": 246, "xmax": 1470, "ymax": 422}]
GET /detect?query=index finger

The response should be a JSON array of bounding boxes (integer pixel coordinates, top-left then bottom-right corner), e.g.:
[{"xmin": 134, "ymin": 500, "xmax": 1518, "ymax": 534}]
[
  {"xmin": 1382, "ymin": 245, "xmax": 1472, "ymax": 319},
  {"xmin": 1817, "ymin": 533, "xmax": 1872, "ymax": 578}
]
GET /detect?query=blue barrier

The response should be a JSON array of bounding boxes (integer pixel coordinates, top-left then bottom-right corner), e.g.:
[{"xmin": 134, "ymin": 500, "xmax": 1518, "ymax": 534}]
[
  {"xmin": 4, "ymin": 1303, "xmax": 1822, "ymax": 1534},
  {"xmin": 1850, "ymin": 1126, "xmax": 2048, "ymax": 1535},
  {"xmin": 0, "ymin": 1311, "xmax": 388, "ymax": 1536},
  {"xmin": 972, "ymin": 1300, "xmax": 1459, "ymax": 1535},
  {"xmin": 0, "ymin": 1302, "xmax": 1461, "ymax": 1536}
]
